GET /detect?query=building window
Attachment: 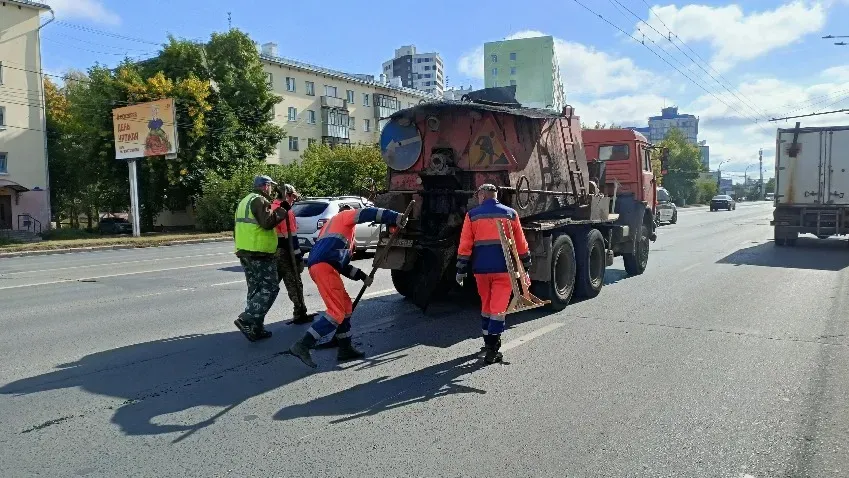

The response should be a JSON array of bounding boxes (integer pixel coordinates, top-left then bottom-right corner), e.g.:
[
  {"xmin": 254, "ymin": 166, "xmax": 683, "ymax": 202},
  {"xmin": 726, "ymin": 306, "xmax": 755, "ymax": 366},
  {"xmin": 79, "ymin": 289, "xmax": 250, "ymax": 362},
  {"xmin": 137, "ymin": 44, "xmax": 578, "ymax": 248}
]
[
  {"xmin": 0, "ymin": 62, "xmax": 3, "ymax": 84},
  {"xmin": 286, "ymin": 77, "xmax": 296, "ymax": 92},
  {"xmin": 510, "ymin": 80, "xmax": 517, "ymax": 86},
  {"xmin": 0, "ymin": 152, "xmax": 6, "ymax": 174},
  {"xmin": 492, "ymin": 68, "xmax": 498, "ymax": 76},
  {"xmin": 0, "ymin": 106, "xmax": 5, "ymax": 129},
  {"xmin": 308, "ymin": 138, "xmax": 317, "ymax": 148},
  {"xmin": 363, "ymin": 93, "xmax": 370, "ymax": 106},
  {"xmin": 491, "ymin": 54, "xmax": 497, "ymax": 62},
  {"xmin": 346, "ymin": 90, "xmax": 354, "ymax": 103},
  {"xmin": 424, "ymin": 65, "xmax": 431, "ymax": 71},
  {"xmin": 264, "ymin": 72, "xmax": 273, "ymax": 87},
  {"xmin": 325, "ymin": 85, "xmax": 337, "ymax": 97},
  {"xmin": 288, "ymin": 107, "xmax": 297, "ymax": 122},
  {"xmin": 511, "ymin": 67, "xmax": 517, "ymax": 75},
  {"xmin": 349, "ymin": 116, "xmax": 356, "ymax": 129},
  {"xmin": 364, "ymin": 119, "xmax": 371, "ymax": 132},
  {"xmin": 306, "ymin": 81, "xmax": 315, "ymax": 96},
  {"xmin": 510, "ymin": 52, "xmax": 517, "ymax": 61},
  {"xmin": 289, "ymin": 137, "xmax": 299, "ymax": 151},
  {"xmin": 307, "ymin": 110, "xmax": 316, "ymax": 124}
]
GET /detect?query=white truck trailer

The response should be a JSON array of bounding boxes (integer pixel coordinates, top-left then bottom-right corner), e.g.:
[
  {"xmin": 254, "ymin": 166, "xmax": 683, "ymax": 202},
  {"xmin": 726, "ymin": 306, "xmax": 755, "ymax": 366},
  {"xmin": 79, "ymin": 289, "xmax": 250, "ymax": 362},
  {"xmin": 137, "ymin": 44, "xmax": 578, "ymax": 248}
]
[{"xmin": 771, "ymin": 123, "xmax": 849, "ymax": 246}]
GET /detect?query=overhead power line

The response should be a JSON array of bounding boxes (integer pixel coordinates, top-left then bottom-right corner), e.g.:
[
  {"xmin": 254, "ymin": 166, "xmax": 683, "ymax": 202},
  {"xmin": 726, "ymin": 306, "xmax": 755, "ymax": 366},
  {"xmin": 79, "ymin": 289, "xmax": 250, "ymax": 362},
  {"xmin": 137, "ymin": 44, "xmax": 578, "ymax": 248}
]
[
  {"xmin": 769, "ymin": 108, "xmax": 849, "ymax": 122},
  {"xmin": 54, "ymin": 21, "xmax": 162, "ymax": 47}
]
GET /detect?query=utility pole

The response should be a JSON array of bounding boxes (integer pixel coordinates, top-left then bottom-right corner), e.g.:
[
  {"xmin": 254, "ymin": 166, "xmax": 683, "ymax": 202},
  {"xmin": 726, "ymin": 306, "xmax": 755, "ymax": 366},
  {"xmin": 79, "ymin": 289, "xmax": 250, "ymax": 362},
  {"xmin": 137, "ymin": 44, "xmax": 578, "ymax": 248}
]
[{"xmin": 758, "ymin": 148, "xmax": 763, "ymax": 200}]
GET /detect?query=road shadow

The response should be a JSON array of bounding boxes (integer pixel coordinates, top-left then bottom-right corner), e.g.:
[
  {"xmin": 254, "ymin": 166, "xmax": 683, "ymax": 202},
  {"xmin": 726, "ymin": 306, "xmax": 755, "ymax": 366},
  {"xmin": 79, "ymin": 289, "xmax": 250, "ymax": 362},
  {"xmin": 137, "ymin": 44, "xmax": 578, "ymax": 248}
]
[
  {"xmin": 717, "ymin": 237, "xmax": 849, "ymax": 271},
  {"xmin": 0, "ymin": 291, "xmax": 549, "ymax": 439},
  {"xmin": 604, "ymin": 268, "xmax": 628, "ymax": 286},
  {"xmin": 274, "ymin": 353, "xmax": 487, "ymax": 424},
  {"xmin": 218, "ymin": 265, "xmax": 243, "ymax": 273}
]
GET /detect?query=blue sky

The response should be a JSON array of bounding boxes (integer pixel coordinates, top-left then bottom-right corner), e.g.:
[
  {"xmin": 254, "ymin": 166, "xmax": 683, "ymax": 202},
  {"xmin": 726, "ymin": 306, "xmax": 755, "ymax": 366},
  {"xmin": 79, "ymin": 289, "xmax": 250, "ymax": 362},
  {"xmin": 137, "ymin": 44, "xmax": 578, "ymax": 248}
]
[{"xmin": 38, "ymin": 0, "xmax": 849, "ymax": 181}]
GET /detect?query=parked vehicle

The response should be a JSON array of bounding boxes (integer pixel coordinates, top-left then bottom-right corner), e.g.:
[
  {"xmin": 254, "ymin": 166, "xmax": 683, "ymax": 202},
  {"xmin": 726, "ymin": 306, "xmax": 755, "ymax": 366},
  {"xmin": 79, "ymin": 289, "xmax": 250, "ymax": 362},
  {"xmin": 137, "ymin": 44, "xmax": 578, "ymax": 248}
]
[
  {"xmin": 765, "ymin": 192, "xmax": 774, "ymax": 201},
  {"xmin": 291, "ymin": 196, "xmax": 384, "ymax": 254},
  {"xmin": 710, "ymin": 195, "xmax": 736, "ymax": 211},
  {"xmin": 369, "ymin": 87, "xmax": 666, "ymax": 311},
  {"xmin": 98, "ymin": 216, "xmax": 132, "ymax": 234},
  {"xmin": 771, "ymin": 124, "xmax": 849, "ymax": 245},
  {"xmin": 654, "ymin": 186, "xmax": 677, "ymax": 225}
]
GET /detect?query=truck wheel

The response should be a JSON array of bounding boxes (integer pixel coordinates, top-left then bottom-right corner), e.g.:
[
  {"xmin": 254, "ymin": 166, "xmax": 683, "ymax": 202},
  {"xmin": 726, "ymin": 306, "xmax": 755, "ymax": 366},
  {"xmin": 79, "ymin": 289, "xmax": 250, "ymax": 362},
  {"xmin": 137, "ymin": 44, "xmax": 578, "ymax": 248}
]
[
  {"xmin": 390, "ymin": 269, "xmax": 415, "ymax": 299},
  {"xmin": 574, "ymin": 229, "xmax": 605, "ymax": 299},
  {"xmin": 623, "ymin": 224, "xmax": 650, "ymax": 276},
  {"xmin": 535, "ymin": 234, "xmax": 576, "ymax": 311}
]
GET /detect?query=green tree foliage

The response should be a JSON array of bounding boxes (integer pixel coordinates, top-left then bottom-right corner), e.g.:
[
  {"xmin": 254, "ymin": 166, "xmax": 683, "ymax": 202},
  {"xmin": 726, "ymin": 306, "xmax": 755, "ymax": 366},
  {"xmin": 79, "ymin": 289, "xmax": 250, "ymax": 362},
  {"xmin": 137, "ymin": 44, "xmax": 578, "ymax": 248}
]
[
  {"xmin": 695, "ymin": 178, "xmax": 718, "ymax": 203},
  {"xmin": 45, "ymin": 29, "xmax": 284, "ymax": 231},
  {"xmin": 765, "ymin": 177, "xmax": 776, "ymax": 193},
  {"xmin": 658, "ymin": 128, "xmax": 702, "ymax": 205}
]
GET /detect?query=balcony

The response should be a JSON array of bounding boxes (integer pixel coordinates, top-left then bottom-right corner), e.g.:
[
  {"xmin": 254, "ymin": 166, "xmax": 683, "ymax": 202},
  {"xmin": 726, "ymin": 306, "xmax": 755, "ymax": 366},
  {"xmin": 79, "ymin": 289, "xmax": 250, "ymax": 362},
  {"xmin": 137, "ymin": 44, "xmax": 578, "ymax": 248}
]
[
  {"xmin": 321, "ymin": 96, "xmax": 348, "ymax": 110},
  {"xmin": 322, "ymin": 123, "xmax": 350, "ymax": 140}
]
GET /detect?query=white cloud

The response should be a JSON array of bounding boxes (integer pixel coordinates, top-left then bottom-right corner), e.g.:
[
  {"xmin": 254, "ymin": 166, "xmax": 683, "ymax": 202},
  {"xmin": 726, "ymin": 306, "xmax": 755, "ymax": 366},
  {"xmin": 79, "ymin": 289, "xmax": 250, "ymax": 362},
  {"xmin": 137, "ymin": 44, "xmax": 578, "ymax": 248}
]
[
  {"xmin": 457, "ymin": 30, "xmax": 662, "ymax": 96},
  {"xmin": 822, "ymin": 65, "xmax": 849, "ymax": 82},
  {"xmin": 49, "ymin": 0, "xmax": 121, "ymax": 25},
  {"xmin": 639, "ymin": 2, "xmax": 827, "ymax": 72}
]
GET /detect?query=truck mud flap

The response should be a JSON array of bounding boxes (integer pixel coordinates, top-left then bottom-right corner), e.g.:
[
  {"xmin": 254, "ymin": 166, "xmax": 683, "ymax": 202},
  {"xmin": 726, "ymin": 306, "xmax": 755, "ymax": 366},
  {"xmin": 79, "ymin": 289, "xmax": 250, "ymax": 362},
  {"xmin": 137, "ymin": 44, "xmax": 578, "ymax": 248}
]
[{"xmin": 407, "ymin": 246, "xmax": 456, "ymax": 312}]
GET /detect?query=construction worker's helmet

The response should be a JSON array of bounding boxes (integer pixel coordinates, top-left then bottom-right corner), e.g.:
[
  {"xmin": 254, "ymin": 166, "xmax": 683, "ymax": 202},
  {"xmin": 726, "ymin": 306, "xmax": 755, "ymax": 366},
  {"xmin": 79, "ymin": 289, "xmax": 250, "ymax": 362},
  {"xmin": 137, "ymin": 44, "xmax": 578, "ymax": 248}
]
[{"xmin": 477, "ymin": 183, "xmax": 498, "ymax": 192}]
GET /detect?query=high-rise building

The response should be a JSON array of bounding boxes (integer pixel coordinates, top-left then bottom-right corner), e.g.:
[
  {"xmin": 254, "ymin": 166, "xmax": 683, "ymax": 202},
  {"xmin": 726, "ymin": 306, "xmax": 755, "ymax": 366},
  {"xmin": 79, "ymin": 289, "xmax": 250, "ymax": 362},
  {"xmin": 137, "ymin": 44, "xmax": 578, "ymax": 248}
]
[
  {"xmin": 483, "ymin": 35, "xmax": 565, "ymax": 111},
  {"xmin": 0, "ymin": 0, "xmax": 52, "ymax": 235},
  {"xmin": 648, "ymin": 106, "xmax": 699, "ymax": 144},
  {"xmin": 699, "ymin": 140, "xmax": 710, "ymax": 170},
  {"xmin": 381, "ymin": 45, "xmax": 445, "ymax": 96}
]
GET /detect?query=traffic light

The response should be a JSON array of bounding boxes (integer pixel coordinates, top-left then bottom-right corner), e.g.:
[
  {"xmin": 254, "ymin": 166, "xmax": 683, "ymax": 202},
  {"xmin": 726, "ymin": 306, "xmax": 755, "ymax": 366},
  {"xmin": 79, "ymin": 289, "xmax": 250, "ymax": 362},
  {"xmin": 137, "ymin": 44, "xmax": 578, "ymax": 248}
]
[{"xmin": 660, "ymin": 148, "xmax": 669, "ymax": 175}]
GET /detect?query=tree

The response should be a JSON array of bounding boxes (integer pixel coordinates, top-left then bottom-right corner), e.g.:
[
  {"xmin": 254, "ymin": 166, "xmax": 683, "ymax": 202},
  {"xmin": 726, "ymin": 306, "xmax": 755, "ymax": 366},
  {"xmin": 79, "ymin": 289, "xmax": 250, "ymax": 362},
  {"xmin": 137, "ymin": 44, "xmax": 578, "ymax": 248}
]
[
  {"xmin": 765, "ymin": 177, "xmax": 776, "ymax": 193},
  {"xmin": 696, "ymin": 178, "xmax": 718, "ymax": 203},
  {"xmin": 583, "ymin": 121, "xmax": 622, "ymax": 129},
  {"xmin": 658, "ymin": 127, "xmax": 702, "ymax": 205}
]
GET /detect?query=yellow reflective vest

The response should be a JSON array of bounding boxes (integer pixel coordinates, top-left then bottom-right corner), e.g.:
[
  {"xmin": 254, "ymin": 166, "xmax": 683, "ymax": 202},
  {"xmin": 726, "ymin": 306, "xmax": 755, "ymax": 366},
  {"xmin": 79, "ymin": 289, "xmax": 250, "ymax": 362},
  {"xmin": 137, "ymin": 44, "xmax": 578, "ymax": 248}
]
[{"xmin": 234, "ymin": 193, "xmax": 277, "ymax": 253}]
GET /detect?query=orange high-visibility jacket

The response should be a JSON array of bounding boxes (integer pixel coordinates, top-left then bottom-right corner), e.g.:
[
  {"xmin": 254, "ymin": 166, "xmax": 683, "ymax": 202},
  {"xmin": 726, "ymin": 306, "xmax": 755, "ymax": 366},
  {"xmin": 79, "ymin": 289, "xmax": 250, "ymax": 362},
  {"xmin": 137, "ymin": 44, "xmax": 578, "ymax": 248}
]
[
  {"xmin": 457, "ymin": 198, "xmax": 531, "ymax": 275},
  {"xmin": 271, "ymin": 199, "xmax": 300, "ymax": 255}
]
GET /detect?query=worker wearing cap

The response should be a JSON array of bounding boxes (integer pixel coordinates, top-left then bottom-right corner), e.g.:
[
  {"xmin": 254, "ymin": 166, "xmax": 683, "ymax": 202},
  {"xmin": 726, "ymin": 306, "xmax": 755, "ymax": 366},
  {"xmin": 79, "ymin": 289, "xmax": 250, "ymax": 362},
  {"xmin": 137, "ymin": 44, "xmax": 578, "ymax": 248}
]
[
  {"xmin": 456, "ymin": 183, "xmax": 531, "ymax": 364},
  {"xmin": 286, "ymin": 203, "xmax": 408, "ymax": 368},
  {"xmin": 233, "ymin": 175, "xmax": 290, "ymax": 342},
  {"xmin": 271, "ymin": 184, "xmax": 317, "ymax": 325}
]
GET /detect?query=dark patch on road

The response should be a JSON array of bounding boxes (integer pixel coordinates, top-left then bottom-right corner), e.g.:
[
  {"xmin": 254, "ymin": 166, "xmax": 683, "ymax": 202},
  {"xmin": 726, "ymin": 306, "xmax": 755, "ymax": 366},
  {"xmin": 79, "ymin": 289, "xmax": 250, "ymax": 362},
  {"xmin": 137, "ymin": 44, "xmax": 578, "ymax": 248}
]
[
  {"xmin": 21, "ymin": 414, "xmax": 77, "ymax": 434},
  {"xmin": 243, "ymin": 414, "xmax": 258, "ymax": 421},
  {"xmin": 74, "ymin": 467, "xmax": 98, "ymax": 476},
  {"xmin": 717, "ymin": 239, "xmax": 849, "ymax": 271}
]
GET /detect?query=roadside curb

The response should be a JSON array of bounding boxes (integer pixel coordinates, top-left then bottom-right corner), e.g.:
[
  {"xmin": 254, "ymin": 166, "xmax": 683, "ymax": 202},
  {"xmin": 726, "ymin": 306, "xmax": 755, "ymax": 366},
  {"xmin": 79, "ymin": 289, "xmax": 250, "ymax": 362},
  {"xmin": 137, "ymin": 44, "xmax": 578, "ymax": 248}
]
[{"xmin": 0, "ymin": 237, "xmax": 233, "ymax": 259}]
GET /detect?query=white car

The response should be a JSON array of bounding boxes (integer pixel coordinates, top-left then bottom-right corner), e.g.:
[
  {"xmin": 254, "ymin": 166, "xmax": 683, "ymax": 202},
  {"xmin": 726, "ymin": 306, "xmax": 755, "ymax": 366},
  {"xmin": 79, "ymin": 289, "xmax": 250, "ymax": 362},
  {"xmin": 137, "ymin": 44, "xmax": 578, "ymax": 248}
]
[
  {"xmin": 291, "ymin": 196, "xmax": 384, "ymax": 254},
  {"xmin": 655, "ymin": 187, "xmax": 678, "ymax": 225}
]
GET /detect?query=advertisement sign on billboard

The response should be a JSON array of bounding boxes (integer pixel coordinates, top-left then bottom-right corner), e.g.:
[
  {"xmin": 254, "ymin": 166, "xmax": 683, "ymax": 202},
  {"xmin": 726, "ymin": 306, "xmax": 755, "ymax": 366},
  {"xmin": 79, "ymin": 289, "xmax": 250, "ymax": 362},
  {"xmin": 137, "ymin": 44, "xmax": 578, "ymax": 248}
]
[{"xmin": 112, "ymin": 99, "xmax": 177, "ymax": 160}]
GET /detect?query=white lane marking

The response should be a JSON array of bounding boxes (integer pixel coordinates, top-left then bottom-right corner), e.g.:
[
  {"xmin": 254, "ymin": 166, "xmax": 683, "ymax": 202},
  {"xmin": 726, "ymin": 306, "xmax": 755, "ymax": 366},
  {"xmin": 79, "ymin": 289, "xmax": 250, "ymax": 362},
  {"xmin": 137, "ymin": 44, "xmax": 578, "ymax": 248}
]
[
  {"xmin": 0, "ymin": 252, "xmax": 232, "ymax": 276},
  {"xmin": 0, "ymin": 260, "xmax": 239, "ymax": 291},
  {"xmin": 361, "ymin": 288, "xmax": 395, "ymax": 298},
  {"xmin": 680, "ymin": 262, "xmax": 701, "ymax": 273},
  {"xmin": 210, "ymin": 280, "xmax": 243, "ymax": 287},
  {"xmin": 501, "ymin": 322, "xmax": 566, "ymax": 352}
]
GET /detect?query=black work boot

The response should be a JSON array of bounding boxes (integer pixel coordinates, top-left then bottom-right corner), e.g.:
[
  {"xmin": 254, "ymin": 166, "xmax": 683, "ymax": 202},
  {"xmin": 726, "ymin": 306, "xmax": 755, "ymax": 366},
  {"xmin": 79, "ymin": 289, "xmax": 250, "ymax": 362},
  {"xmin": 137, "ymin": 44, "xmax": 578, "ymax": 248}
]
[
  {"xmin": 287, "ymin": 334, "xmax": 318, "ymax": 368},
  {"xmin": 336, "ymin": 337, "xmax": 365, "ymax": 362},
  {"xmin": 291, "ymin": 311, "xmax": 317, "ymax": 325},
  {"xmin": 483, "ymin": 335, "xmax": 503, "ymax": 365},
  {"xmin": 234, "ymin": 316, "xmax": 271, "ymax": 342}
]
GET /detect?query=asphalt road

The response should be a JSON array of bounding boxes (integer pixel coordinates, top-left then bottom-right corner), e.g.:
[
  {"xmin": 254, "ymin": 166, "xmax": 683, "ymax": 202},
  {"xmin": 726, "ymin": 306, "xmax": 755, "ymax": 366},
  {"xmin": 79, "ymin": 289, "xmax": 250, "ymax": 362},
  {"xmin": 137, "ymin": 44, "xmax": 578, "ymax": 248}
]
[{"xmin": 1, "ymin": 201, "xmax": 848, "ymax": 477}]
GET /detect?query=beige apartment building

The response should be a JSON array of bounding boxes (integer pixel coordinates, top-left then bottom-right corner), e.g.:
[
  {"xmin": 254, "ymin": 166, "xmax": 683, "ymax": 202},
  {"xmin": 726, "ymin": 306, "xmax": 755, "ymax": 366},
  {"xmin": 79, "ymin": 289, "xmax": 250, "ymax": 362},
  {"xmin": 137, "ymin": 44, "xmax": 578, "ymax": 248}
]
[
  {"xmin": 0, "ymin": 0, "xmax": 52, "ymax": 235},
  {"xmin": 259, "ymin": 42, "xmax": 439, "ymax": 165}
]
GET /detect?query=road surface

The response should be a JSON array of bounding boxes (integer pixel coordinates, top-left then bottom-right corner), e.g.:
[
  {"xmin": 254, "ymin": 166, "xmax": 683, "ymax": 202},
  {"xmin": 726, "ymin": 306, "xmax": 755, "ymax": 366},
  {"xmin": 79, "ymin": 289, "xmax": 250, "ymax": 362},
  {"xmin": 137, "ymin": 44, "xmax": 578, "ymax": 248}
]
[{"xmin": 1, "ymin": 202, "xmax": 848, "ymax": 477}]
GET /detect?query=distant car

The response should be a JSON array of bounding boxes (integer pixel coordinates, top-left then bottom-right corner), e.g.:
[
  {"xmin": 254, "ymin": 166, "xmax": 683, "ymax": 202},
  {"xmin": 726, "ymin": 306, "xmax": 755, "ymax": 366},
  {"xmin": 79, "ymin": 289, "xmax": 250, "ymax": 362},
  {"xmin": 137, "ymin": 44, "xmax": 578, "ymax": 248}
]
[
  {"xmin": 710, "ymin": 194, "xmax": 736, "ymax": 211},
  {"xmin": 765, "ymin": 192, "xmax": 775, "ymax": 201},
  {"xmin": 98, "ymin": 216, "xmax": 132, "ymax": 234},
  {"xmin": 655, "ymin": 187, "xmax": 677, "ymax": 225},
  {"xmin": 291, "ymin": 196, "xmax": 384, "ymax": 254}
]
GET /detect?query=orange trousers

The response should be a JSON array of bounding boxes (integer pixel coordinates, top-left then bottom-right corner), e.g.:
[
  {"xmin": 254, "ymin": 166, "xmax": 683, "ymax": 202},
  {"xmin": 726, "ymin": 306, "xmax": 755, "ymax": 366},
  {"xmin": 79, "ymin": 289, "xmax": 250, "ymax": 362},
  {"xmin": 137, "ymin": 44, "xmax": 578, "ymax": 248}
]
[
  {"xmin": 475, "ymin": 273, "xmax": 512, "ymax": 336},
  {"xmin": 309, "ymin": 262, "xmax": 351, "ymax": 325}
]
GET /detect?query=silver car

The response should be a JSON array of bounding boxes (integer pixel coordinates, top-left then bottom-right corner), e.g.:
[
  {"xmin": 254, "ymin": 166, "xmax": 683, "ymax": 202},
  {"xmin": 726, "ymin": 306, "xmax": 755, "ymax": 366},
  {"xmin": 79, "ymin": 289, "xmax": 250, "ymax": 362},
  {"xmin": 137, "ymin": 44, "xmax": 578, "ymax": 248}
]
[
  {"xmin": 655, "ymin": 187, "xmax": 678, "ymax": 225},
  {"xmin": 291, "ymin": 196, "xmax": 384, "ymax": 254}
]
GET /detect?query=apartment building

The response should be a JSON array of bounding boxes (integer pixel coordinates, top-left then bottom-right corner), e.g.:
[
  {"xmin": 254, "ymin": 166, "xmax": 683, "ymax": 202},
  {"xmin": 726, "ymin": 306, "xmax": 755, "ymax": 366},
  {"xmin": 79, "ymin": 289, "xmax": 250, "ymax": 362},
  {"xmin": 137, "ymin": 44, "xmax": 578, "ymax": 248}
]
[
  {"xmin": 0, "ymin": 0, "xmax": 52, "ymax": 234},
  {"xmin": 484, "ymin": 35, "xmax": 565, "ymax": 111},
  {"xmin": 260, "ymin": 43, "xmax": 438, "ymax": 165},
  {"xmin": 381, "ymin": 45, "xmax": 444, "ymax": 96}
]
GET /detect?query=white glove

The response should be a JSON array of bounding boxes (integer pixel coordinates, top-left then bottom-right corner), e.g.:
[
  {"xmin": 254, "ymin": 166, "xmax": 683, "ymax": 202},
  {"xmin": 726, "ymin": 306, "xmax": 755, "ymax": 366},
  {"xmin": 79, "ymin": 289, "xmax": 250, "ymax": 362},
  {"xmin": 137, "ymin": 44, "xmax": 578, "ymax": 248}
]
[
  {"xmin": 456, "ymin": 273, "xmax": 465, "ymax": 286},
  {"xmin": 396, "ymin": 213, "xmax": 408, "ymax": 228}
]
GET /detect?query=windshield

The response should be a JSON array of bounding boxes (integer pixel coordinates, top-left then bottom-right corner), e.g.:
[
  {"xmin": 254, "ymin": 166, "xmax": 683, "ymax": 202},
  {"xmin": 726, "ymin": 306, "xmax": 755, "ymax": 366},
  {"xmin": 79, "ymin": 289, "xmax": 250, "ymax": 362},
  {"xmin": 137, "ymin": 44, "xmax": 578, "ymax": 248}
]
[
  {"xmin": 713, "ymin": 195, "xmax": 731, "ymax": 200},
  {"xmin": 598, "ymin": 144, "xmax": 630, "ymax": 161},
  {"xmin": 291, "ymin": 201, "xmax": 329, "ymax": 217},
  {"xmin": 657, "ymin": 189, "xmax": 670, "ymax": 202}
]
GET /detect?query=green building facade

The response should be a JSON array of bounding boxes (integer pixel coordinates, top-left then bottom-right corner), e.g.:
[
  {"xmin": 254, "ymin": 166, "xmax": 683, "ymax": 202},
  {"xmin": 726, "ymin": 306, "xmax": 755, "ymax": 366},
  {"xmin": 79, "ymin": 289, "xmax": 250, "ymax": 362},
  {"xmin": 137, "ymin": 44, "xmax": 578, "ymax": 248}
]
[{"xmin": 483, "ymin": 35, "xmax": 565, "ymax": 111}]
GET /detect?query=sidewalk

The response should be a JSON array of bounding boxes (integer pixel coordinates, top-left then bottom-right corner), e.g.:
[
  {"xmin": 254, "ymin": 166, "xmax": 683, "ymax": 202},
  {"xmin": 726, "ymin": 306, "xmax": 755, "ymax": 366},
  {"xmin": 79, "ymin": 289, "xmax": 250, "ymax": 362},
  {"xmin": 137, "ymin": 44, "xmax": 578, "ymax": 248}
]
[{"xmin": 0, "ymin": 233, "xmax": 233, "ymax": 258}]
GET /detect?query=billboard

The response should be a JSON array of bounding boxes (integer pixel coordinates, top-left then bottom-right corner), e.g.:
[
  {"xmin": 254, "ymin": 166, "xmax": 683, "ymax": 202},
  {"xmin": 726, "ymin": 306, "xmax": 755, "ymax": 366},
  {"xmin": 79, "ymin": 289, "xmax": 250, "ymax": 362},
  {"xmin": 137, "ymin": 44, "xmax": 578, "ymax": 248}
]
[{"xmin": 112, "ymin": 99, "xmax": 177, "ymax": 160}]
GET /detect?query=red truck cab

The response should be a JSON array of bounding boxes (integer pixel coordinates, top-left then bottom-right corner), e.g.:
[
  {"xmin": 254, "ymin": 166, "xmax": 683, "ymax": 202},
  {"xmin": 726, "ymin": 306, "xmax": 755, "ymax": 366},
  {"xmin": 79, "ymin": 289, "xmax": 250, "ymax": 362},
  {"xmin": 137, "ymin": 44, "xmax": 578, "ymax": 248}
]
[{"xmin": 583, "ymin": 128, "xmax": 660, "ymax": 241}]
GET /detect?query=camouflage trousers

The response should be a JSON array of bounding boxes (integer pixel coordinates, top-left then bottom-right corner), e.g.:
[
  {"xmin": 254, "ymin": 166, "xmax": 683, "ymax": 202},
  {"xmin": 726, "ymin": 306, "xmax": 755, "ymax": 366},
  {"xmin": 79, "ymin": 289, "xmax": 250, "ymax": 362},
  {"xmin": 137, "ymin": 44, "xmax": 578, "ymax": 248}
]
[
  {"xmin": 240, "ymin": 256, "xmax": 280, "ymax": 327},
  {"xmin": 276, "ymin": 248, "xmax": 307, "ymax": 319}
]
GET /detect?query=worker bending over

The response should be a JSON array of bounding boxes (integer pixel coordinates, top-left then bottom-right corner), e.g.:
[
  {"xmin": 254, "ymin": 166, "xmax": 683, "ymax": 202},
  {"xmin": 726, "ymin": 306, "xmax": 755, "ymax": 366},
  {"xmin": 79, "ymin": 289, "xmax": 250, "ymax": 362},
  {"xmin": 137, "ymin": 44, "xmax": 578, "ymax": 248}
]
[
  {"xmin": 287, "ymin": 204, "xmax": 407, "ymax": 368},
  {"xmin": 233, "ymin": 175, "xmax": 290, "ymax": 342},
  {"xmin": 456, "ymin": 183, "xmax": 531, "ymax": 364},
  {"xmin": 270, "ymin": 184, "xmax": 316, "ymax": 324}
]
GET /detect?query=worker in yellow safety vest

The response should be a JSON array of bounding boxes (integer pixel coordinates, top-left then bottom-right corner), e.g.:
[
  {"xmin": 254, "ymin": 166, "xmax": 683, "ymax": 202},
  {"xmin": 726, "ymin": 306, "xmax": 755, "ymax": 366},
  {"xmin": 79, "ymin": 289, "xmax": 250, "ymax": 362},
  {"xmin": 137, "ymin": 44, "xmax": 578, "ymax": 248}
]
[{"xmin": 233, "ymin": 175, "xmax": 289, "ymax": 342}]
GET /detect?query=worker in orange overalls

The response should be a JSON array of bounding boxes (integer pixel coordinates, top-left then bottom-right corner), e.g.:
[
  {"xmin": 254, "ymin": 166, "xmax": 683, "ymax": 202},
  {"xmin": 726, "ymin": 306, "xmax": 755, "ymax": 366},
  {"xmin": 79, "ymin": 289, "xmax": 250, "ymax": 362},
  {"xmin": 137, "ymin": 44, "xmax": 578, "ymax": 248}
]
[
  {"xmin": 270, "ymin": 184, "xmax": 316, "ymax": 324},
  {"xmin": 286, "ymin": 203, "xmax": 407, "ymax": 368},
  {"xmin": 456, "ymin": 183, "xmax": 531, "ymax": 364}
]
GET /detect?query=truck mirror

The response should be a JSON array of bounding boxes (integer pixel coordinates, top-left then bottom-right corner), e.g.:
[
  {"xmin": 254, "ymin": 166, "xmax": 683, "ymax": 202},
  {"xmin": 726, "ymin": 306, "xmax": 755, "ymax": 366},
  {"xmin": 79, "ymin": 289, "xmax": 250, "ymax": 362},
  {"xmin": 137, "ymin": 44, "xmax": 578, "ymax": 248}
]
[{"xmin": 660, "ymin": 149, "xmax": 669, "ymax": 175}]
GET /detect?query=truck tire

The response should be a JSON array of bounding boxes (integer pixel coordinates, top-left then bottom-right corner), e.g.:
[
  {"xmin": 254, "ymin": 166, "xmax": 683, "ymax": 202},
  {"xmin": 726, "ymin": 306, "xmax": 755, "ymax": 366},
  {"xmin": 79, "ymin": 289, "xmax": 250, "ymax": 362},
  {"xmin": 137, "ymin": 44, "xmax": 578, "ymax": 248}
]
[
  {"xmin": 391, "ymin": 269, "xmax": 414, "ymax": 299},
  {"xmin": 574, "ymin": 228, "xmax": 606, "ymax": 299},
  {"xmin": 623, "ymin": 224, "xmax": 650, "ymax": 276},
  {"xmin": 534, "ymin": 234, "xmax": 576, "ymax": 311}
]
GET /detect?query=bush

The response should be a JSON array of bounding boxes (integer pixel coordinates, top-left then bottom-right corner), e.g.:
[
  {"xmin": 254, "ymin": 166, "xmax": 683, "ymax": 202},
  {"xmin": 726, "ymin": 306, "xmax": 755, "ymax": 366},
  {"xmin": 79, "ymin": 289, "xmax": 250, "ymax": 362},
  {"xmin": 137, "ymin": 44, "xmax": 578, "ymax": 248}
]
[
  {"xmin": 40, "ymin": 228, "xmax": 100, "ymax": 241},
  {"xmin": 696, "ymin": 179, "xmax": 718, "ymax": 204}
]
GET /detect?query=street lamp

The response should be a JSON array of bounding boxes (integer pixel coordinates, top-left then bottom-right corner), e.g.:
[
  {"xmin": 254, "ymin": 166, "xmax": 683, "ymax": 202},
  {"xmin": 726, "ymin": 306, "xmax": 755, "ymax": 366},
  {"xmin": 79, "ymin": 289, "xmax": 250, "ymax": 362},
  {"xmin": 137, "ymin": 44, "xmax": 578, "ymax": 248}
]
[{"xmin": 717, "ymin": 159, "xmax": 731, "ymax": 190}]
